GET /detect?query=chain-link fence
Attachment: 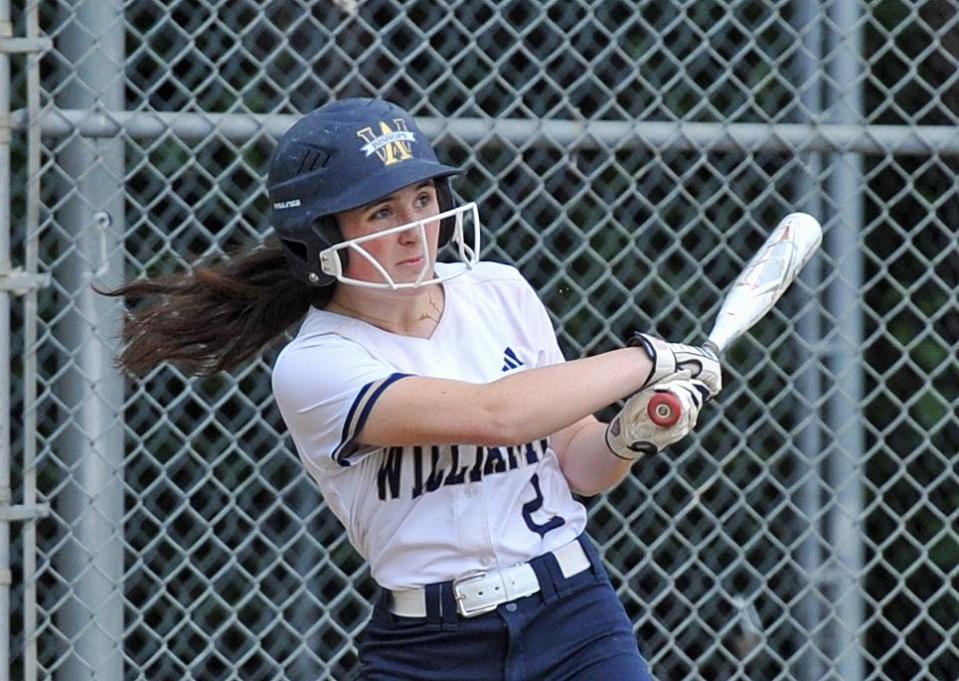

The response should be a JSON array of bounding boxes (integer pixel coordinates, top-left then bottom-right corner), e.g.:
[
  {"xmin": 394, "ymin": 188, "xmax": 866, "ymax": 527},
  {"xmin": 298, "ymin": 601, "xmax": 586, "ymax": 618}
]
[{"xmin": 3, "ymin": 1, "xmax": 957, "ymax": 680}]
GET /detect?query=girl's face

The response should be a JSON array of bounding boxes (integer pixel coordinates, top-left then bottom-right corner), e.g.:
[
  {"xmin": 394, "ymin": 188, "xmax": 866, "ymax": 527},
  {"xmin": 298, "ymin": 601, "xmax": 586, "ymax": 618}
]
[{"xmin": 335, "ymin": 180, "xmax": 442, "ymax": 287}]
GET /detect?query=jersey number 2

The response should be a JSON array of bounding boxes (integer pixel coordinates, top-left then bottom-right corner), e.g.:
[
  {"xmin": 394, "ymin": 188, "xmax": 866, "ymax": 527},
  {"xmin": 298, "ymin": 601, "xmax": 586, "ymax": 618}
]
[{"xmin": 521, "ymin": 473, "xmax": 565, "ymax": 537}]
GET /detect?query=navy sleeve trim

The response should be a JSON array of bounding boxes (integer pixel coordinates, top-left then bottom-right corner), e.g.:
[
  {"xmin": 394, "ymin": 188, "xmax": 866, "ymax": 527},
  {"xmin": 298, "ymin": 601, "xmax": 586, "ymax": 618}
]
[{"xmin": 332, "ymin": 372, "xmax": 412, "ymax": 466}]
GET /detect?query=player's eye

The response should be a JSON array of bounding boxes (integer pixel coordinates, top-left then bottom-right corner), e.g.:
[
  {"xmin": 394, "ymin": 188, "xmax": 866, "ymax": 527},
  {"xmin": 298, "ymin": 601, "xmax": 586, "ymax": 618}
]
[{"xmin": 368, "ymin": 205, "xmax": 392, "ymax": 221}]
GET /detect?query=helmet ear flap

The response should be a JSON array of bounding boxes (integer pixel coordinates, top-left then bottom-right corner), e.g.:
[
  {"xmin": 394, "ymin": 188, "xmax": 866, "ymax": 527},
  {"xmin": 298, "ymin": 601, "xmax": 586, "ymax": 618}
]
[
  {"xmin": 436, "ymin": 178, "xmax": 457, "ymax": 247},
  {"xmin": 278, "ymin": 237, "xmax": 315, "ymax": 285},
  {"xmin": 279, "ymin": 215, "xmax": 344, "ymax": 288}
]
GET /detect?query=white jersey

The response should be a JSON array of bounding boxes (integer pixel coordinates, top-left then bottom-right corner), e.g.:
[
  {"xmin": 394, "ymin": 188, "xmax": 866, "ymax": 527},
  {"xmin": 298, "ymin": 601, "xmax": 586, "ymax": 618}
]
[{"xmin": 272, "ymin": 261, "xmax": 587, "ymax": 590}]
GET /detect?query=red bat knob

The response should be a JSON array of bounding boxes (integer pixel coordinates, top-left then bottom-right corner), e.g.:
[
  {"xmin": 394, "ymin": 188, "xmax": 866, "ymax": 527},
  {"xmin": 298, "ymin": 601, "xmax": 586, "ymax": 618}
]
[{"xmin": 647, "ymin": 392, "xmax": 682, "ymax": 427}]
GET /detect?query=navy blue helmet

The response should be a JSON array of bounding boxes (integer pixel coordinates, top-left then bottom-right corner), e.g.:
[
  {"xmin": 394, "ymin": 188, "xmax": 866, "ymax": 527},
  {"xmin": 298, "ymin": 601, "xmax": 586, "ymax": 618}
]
[{"xmin": 267, "ymin": 98, "xmax": 461, "ymax": 287}]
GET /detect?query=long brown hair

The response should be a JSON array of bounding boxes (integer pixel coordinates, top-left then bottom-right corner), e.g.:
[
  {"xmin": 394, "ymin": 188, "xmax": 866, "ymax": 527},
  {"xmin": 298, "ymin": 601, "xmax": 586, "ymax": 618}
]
[{"xmin": 99, "ymin": 238, "xmax": 330, "ymax": 376}]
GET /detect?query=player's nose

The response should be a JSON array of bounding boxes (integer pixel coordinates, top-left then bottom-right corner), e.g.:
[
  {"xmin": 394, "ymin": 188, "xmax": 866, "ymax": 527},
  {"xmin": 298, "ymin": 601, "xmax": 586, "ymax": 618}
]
[{"xmin": 395, "ymin": 213, "xmax": 421, "ymax": 244}]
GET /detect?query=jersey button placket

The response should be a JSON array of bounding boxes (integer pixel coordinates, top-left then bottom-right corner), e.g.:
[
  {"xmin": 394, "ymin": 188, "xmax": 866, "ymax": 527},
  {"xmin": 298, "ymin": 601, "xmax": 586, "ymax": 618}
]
[{"xmin": 477, "ymin": 475, "xmax": 497, "ymax": 565}]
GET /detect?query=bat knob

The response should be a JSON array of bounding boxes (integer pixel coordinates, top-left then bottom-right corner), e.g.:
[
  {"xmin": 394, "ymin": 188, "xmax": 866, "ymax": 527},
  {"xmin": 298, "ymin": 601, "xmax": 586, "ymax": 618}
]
[{"xmin": 648, "ymin": 393, "xmax": 682, "ymax": 427}]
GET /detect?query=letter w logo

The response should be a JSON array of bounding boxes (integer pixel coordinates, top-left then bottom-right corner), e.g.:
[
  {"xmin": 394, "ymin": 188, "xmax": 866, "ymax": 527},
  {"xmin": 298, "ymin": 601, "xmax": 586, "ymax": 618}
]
[{"xmin": 357, "ymin": 120, "xmax": 415, "ymax": 166}]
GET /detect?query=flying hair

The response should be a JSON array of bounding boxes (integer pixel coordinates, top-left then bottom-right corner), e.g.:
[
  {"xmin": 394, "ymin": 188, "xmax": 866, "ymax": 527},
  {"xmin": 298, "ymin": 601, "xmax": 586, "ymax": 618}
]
[{"xmin": 98, "ymin": 239, "xmax": 328, "ymax": 376}]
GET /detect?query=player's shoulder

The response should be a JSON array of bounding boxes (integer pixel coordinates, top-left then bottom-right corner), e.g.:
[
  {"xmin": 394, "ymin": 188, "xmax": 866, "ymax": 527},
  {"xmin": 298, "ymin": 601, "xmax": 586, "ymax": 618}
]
[
  {"xmin": 440, "ymin": 261, "xmax": 544, "ymax": 319},
  {"xmin": 272, "ymin": 319, "xmax": 385, "ymax": 406},
  {"xmin": 440, "ymin": 260, "xmax": 529, "ymax": 288},
  {"xmin": 273, "ymin": 309, "xmax": 370, "ymax": 373}
]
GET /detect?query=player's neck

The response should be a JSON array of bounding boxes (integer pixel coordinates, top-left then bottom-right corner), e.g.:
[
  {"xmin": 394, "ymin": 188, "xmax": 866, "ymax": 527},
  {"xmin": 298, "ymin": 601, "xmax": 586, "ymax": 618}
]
[{"xmin": 327, "ymin": 284, "xmax": 445, "ymax": 339}]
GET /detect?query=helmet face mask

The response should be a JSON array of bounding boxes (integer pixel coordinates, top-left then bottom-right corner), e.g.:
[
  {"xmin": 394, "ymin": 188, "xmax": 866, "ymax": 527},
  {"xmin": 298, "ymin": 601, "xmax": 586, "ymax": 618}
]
[
  {"xmin": 267, "ymin": 98, "xmax": 479, "ymax": 288},
  {"xmin": 318, "ymin": 202, "xmax": 481, "ymax": 290}
]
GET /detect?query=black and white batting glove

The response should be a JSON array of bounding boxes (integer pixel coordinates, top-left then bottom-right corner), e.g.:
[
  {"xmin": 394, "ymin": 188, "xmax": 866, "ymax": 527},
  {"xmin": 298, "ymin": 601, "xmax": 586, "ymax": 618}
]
[
  {"xmin": 629, "ymin": 332, "xmax": 722, "ymax": 398},
  {"xmin": 605, "ymin": 373, "xmax": 708, "ymax": 460}
]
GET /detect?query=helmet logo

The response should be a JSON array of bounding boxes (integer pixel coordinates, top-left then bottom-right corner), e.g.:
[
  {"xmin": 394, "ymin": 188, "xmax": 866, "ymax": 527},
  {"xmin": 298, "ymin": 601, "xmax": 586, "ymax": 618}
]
[
  {"xmin": 357, "ymin": 120, "xmax": 415, "ymax": 166},
  {"xmin": 273, "ymin": 199, "xmax": 301, "ymax": 210}
]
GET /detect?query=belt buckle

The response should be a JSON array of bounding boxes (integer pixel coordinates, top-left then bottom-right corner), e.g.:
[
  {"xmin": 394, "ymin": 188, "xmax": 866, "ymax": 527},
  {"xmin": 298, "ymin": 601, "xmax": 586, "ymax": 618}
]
[{"xmin": 452, "ymin": 571, "xmax": 500, "ymax": 618}]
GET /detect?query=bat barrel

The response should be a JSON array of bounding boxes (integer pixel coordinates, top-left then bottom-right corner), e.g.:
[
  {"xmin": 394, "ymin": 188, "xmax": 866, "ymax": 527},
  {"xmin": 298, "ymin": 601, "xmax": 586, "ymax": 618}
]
[
  {"xmin": 652, "ymin": 212, "xmax": 822, "ymax": 431},
  {"xmin": 706, "ymin": 212, "xmax": 822, "ymax": 352}
]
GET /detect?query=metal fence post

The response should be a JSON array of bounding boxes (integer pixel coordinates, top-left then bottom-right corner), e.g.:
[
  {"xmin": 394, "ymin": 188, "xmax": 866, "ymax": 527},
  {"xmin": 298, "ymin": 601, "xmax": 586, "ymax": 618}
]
[
  {"xmin": 0, "ymin": 1, "xmax": 15, "ymax": 676},
  {"xmin": 793, "ymin": 3, "xmax": 826, "ymax": 680},
  {"xmin": 23, "ymin": 4, "xmax": 46, "ymax": 680},
  {"xmin": 827, "ymin": 1, "xmax": 866, "ymax": 679},
  {"xmin": 53, "ymin": 1, "xmax": 125, "ymax": 679}
]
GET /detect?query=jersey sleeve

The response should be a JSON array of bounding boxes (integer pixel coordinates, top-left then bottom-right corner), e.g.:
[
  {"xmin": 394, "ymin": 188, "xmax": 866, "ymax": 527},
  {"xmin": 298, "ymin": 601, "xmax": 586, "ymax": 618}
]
[{"xmin": 272, "ymin": 334, "xmax": 409, "ymax": 468}]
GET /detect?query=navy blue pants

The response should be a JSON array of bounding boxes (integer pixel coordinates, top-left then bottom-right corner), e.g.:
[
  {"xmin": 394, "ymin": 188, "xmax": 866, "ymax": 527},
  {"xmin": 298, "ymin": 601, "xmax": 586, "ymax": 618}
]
[{"xmin": 358, "ymin": 535, "xmax": 653, "ymax": 680}]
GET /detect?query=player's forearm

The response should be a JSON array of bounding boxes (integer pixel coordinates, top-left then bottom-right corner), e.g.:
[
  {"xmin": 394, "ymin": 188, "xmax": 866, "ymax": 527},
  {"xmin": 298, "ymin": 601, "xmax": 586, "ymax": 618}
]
[
  {"xmin": 556, "ymin": 419, "xmax": 632, "ymax": 496},
  {"xmin": 479, "ymin": 347, "xmax": 651, "ymax": 446},
  {"xmin": 361, "ymin": 347, "xmax": 653, "ymax": 449}
]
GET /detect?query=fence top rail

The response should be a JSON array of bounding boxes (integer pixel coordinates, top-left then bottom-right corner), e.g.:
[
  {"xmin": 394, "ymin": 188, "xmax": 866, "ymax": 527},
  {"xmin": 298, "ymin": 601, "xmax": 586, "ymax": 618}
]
[{"xmin": 9, "ymin": 108, "xmax": 959, "ymax": 157}]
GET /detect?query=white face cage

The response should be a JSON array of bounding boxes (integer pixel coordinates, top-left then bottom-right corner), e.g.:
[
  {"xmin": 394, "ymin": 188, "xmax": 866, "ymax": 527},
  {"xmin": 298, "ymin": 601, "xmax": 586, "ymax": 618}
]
[{"xmin": 318, "ymin": 202, "xmax": 481, "ymax": 290}]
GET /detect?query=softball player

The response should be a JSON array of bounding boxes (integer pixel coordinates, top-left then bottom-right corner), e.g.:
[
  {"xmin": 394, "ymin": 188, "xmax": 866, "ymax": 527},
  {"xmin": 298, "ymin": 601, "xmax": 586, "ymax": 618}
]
[{"xmin": 107, "ymin": 98, "xmax": 721, "ymax": 680}]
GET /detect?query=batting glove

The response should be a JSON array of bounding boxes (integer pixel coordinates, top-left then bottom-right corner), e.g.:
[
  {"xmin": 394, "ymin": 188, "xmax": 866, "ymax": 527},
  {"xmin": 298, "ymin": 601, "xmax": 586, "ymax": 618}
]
[
  {"xmin": 629, "ymin": 332, "xmax": 722, "ymax": 397},
  {"xmin": 605, "ymin": 372, "xmax": 708, "ymax": 460}
]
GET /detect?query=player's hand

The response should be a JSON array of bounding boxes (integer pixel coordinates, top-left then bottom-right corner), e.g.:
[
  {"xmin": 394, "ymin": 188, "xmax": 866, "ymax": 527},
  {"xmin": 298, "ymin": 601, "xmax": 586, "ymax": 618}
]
[
  {"xmin": 605, "ymin": 372, "xmax": 707, "ymax": 460},
  {"xmin": 629, "ymin": 332, "xmax": 722, "ymax": 397}
]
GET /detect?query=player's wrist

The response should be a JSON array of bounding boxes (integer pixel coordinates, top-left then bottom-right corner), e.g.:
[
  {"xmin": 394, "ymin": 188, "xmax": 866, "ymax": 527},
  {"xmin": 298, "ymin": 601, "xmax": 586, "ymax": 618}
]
[
  {"xmin": 628, "ymin": 332, "xmax": 722, "ymax": 397},
  {"xmin": 628, "ymin": 332, "xmax": 677, "ymax": 390}
]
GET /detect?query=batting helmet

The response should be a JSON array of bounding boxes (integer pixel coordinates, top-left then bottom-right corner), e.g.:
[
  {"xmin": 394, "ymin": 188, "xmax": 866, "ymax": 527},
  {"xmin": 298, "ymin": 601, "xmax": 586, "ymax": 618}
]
[{"xmin": 267, "ymin": 98, "xmax": 462, "ymax": 287}]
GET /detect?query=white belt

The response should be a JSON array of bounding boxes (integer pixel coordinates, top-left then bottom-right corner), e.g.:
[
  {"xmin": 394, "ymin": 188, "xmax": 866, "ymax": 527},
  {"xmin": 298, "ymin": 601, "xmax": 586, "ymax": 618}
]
[{"xmin": 389, "ymin": 539, "xmax": 591, "ymax": 618}]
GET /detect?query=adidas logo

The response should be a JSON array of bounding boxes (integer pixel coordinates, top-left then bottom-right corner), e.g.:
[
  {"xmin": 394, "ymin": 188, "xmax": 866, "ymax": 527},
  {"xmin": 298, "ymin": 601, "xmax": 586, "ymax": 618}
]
[{"xmin": 501, "ymin": 347, "xmax": 525, "ymax": 372}]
